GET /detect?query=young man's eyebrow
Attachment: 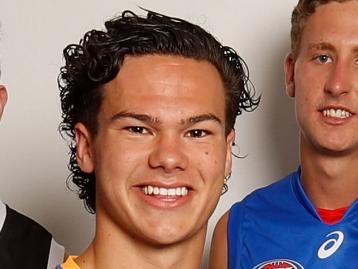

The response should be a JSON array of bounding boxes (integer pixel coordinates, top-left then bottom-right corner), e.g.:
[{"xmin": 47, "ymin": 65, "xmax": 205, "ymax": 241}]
[
  {"xmin": 110, "ymin": 112, "xmax": 222, "ymax": 126},
  {"xmin": 308, "ymin": 42, "xmax": 335, "ymax": 51},
  {"xmin": 183, "ymin": 113, "xmax": 222, "ymax": 126},
  {"xmin": 110, "ymin": 112, "xmax": 160, "ymax": 124},
  {"xmin": 307, "ymin": 42, "xmax": 358, "ymax": 57}
]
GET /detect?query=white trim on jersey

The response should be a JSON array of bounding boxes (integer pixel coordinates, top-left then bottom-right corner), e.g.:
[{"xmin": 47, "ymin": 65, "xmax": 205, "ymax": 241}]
[
  {"xmin": 46, "ymin": 238, "xmax": 65, "ymax": 269},
  {"xmin": 0, "ymin": 200, "xmax": 6, "ymax": 232}
]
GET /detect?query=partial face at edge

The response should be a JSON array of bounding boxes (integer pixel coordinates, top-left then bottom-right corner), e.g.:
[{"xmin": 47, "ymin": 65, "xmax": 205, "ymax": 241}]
[
  {"xmin": 285, "ymin": 1, "xmax": 358, "ymax": 155},
  {"xmin": 0, "ymin": 85, "xmax": 7, "ymax": 120},
  {"xmin": 75, "ymin": 55, "xmax": 234, "ymax": 246}
]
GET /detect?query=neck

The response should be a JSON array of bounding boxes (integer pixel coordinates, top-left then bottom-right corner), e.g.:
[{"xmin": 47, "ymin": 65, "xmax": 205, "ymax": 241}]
[
  {"xmin": 75, "ymin": 213, "xmax": 206, "ymax": 269},
  {"xmin": 300, "ymin": 136, "xmax": 358, "ymax": 209}
]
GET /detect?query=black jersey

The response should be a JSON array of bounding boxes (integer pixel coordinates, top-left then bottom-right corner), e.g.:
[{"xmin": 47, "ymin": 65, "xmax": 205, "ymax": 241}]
[{"xmin": 0, "ymin": 202, "xmax": 64, "ymax": 269}]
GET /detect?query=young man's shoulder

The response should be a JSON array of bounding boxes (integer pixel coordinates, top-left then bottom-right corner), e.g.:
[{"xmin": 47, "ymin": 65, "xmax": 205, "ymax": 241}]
[{"xmin": 230, "ymin": 169, "xmax": 299, "ymax": 215}]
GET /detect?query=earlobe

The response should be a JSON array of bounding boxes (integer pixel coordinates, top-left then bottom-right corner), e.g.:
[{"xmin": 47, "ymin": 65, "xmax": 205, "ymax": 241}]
[
  {"xmin": 224, "ymin": 130, "xmax": 235, "ymax": 176},
  {"xmin": 284, "ymin": 53, "xmax": 296, "ymax": 98},
  {"xmin": 0, "ymin": 85, "xmax": 8, "ymax": 119},
  {"xmin": 75, "ymin": 122, "xmax": 95, "ymax": 173}
]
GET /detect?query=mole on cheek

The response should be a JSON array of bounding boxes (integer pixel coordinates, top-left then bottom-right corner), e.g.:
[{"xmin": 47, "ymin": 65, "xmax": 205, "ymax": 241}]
[{"xmin": 205, "ymin": 152, "xmax": 209, "ymax": 155}]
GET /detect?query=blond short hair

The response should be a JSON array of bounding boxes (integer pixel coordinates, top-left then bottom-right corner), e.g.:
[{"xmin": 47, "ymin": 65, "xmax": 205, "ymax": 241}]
[{"xmin": 290, "ymin": 0, "xmax": 351, "ymax": 58}]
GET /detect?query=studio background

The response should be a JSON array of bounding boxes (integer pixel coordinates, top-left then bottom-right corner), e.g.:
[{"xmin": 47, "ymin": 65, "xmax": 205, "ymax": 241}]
[{"xmin": 0, "ymin": 0, "xmax": 298, "ymax": 267}]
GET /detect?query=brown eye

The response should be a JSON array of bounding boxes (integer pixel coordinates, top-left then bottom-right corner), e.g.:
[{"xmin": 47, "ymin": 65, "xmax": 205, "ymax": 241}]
[
  {"xmin": 126, "ymin": 126, "xmax": 149, "ymax": 134},
  {"xmin": 187, "ymin": 129, "xmax": 208, "ymax": 138}
]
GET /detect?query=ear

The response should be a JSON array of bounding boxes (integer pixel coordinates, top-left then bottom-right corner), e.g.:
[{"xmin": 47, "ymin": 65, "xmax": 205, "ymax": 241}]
[
  {"xmin": 284, "ymin": 53, "xmax": 296, "ymax": 98},
  {"xmin": 224, "ymin": 130, "xmax": 235, "ymax": 176},
  {"xmin": 75, "ymin": 122, "xmax": 95, "ymax": 173},
  {"xmin": 0, "ymin": 85, "xmax": 8, "ymax": 119}
]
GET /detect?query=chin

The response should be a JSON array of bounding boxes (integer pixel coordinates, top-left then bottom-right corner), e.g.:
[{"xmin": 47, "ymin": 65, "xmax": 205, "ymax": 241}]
[
  {"xmin": 140, "ymin": 224, "xmax": 202, "ymax": 247},
  {"xmin": 143, "ymin": 233, "xmax": 190, "ymax": 247},
  {"xmin": 317, "ymin": 142, "xmax": 354, "ymax": 156},
  {"xmin": 307, "ymin": 134, "xmax": 352, "ymax": 155}
]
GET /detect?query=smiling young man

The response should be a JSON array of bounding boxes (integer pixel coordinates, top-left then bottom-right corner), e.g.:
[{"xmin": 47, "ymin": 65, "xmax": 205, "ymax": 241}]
[
  {"xmin": 210, "ymin": 1, "xmax": 358, "ymax": 268},
  {"xmin": 56, "ymin": 10, "xmax": 259, "ymax": 269}
]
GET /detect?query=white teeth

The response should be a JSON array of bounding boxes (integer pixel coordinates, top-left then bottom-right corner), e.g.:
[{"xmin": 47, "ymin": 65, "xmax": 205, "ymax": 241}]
[
  {"xmin": 153, "ymin": 187, "xmax": 160, "ymax": 195},
  {"xmin": 322, "ymin": 108, "xmax": 352, "ymax": 119},
  {"xmin": 142, "ymin": 185, "xmax": 189, "ymax": 197},
  {"xmin": 159, "ymin": 188, "xmax": 167, "ymax": 195},
  {"xmin": 168, "ymin": 188, "xmax": 176, "ymax": 196},
  {"xmin": 175, "ymin": 187, "xmax": 181, "ymax": 196}
]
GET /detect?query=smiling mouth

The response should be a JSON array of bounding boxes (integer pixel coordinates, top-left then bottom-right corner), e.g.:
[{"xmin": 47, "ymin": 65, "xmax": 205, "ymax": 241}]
[
  {"xmin": 322, "ymin": 108, "xmax": 353, "ymax": 119},
  {"xmin": 142, "ymin": 186, "xmax": 189, "ymax": 197}
]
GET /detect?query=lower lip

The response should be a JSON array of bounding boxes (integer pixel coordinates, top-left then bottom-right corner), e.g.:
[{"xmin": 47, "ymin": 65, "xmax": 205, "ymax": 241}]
[
  {"xmin": 134, "ymin": 187, "xmax": 193, "ymax": 209},
  {"xmin": 320, "ymin": 113, "xmax": 353, "ymax": 125}
]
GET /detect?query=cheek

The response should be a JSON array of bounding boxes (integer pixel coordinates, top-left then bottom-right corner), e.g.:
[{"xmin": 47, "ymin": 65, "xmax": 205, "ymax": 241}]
[
  {"xmin": 94, "ymin": 145, "xmax": 142, "ymax": 204},
  {"xmin": 296, "ymin": 64, "xmax": 325, "ymax": 95},
  {"xmin": 296, "ymin": 92, "xmax": 311, "ymax": 110},
  {"xmin": 295, "ymin": 71, "xmax": 319, "ymax": 109},
  {"xmin": 194, "ymin": 144, "xmax": 227, "ymax": 181},
  {"xmin": 94, "ymin": 138, "xmax": 141, "ymax": 180}
]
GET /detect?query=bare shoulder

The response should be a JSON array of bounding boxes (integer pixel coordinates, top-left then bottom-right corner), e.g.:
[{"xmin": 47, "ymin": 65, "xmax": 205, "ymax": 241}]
[{"xmin": 208, "ymin": 211, "xmax": 229, "ymax": 269}]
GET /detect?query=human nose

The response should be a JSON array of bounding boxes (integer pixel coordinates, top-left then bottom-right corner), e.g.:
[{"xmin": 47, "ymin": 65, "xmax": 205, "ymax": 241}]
[
  {"xmin": 148, "ymin": 133, "xmax": 188, "ymax": 173},
  {"xmin": 324, "ymin": 61, "xmax": 353, "ymax": 97}
]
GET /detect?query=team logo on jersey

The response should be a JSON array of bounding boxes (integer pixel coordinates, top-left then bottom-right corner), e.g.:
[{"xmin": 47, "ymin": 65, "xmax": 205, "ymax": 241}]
[
  {"xmin": 253, "ymin": 259, "xmax": 304, "ymax": 269},
  {"xmin": 317, "ymin": 231, "xmax": 344, "ymax": 259}
]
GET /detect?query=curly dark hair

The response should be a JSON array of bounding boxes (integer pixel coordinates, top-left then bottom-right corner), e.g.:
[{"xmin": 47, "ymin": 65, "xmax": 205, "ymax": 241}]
[{"xmin": 58, "ymin": 9, "xmax": 260, "ymax": 213}]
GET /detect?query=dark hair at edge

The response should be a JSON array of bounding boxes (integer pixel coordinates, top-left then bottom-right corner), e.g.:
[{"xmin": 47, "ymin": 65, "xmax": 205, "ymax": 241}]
[{"xmin": 58, "ymin": 9, "xmax": 260, "ymax": 213}]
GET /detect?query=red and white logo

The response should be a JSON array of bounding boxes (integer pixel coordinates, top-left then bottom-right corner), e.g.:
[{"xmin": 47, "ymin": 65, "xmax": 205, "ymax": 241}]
[{"xmin": 253, "ymin": 259, "xmax": 304, "ymax": 269}]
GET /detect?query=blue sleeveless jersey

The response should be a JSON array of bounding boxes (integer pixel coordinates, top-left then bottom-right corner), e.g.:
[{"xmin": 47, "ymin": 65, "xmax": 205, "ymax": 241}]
[{"xmin": 228, "ymin": 168, "xmax": 358, "ymax": 269}]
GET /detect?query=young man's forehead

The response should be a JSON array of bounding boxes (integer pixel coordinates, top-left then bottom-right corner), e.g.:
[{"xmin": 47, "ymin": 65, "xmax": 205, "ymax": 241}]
[
  {"xmin": 105, "ymin": 54, "xmax": 226, "ymax": 97},
  {"xmin": 296, "ymin": 1, "xmax": 358, "ymax": 54},
  {"xmin": 98, "ymin": 54, "xmax": 227, "ymax": 132}
]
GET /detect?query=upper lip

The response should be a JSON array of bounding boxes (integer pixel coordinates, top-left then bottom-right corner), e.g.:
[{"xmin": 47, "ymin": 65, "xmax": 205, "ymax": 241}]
[
  {"xmin": 134, "ymin": 181, "xmax": 194, "ymax": 190},
  {"xmin": 318, "ymin": 105, "xmax": 355, "ymax": 115}
]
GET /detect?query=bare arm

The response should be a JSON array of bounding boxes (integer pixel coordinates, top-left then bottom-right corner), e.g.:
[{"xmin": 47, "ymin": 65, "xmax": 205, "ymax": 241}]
[{"xmin": 208, "ymin": 212, "xmax": 229, "ymax": 269}]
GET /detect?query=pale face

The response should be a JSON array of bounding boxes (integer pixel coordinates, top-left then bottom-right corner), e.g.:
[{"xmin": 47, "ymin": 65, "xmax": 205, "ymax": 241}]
[
  {"xmin": 285, "ymin": 1, "xmax": 358, "ymax": 155},
  {"xmin": 76, "ymin": 55, "xmax": 234, "ymax": 246}
]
